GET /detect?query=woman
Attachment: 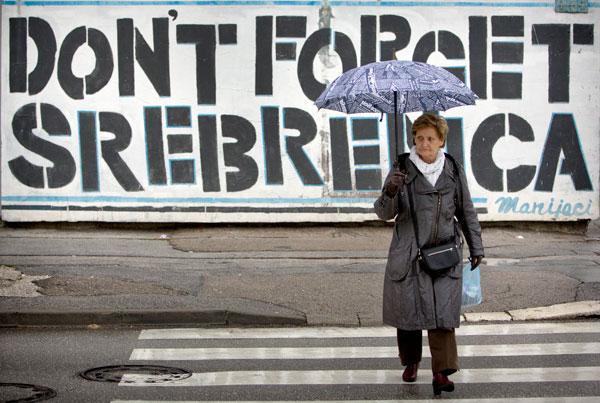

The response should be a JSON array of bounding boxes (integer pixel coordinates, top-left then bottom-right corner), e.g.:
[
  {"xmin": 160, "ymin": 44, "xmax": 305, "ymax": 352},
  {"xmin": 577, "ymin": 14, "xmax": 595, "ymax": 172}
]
[{"xmin": 374, "ymin": 113, "xmax": 484, "ymax": 396}]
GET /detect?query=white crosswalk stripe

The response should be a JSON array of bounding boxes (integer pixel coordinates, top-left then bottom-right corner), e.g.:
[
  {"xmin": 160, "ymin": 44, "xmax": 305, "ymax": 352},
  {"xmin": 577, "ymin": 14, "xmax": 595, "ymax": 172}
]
[
  {"xmin": 113, "ymin": 321, "xmax": 600, "ymax": 402},
  {"xmin": 138, "ymin": 321, "xmax": 600, "ymax": 339},
  {"xmin": 129, "ymin": 342, "xmax": 600, "ymax": 360},
  {"xmin": 120, "ymin": 367, "xmax": 600, "ymax": 386}
]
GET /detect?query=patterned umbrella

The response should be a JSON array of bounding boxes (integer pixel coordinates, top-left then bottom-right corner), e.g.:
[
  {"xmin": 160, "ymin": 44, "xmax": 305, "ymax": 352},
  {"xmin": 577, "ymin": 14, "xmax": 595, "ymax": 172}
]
[
  {"xmin": 315, "ymin": 60, "xmax": 478, "ymax": 158},
  {"xmin": 315, "ymin": 60, "xmax": 477, "ymax": 114}
]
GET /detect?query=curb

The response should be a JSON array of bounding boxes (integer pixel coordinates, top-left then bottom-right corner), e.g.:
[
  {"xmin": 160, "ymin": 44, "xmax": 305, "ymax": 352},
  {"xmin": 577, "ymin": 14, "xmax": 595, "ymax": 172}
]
[
  {"xmin": 462, "ymin": 300, "xmax": 600, "ymax": 323},
  {"xmin": 1, "ymin": 301, "xmax": 597, "ymax": 328},
  {"xmin": 0, "ymin": 309, "xmax": 307, "ymax": 328}
]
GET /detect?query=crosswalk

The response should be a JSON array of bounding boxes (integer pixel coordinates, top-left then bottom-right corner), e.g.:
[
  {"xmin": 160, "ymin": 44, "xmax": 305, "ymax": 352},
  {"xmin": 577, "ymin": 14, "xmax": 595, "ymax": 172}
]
[{"xmin": 112, "ymin": 321, "xmax": 600, "ymax": 402}]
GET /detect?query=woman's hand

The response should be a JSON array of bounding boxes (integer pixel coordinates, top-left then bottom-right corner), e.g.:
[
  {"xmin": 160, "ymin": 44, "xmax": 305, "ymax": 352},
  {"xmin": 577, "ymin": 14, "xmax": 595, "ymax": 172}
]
[
  {"xmin": 469, "ymin": 256, "xmax": 484, "ymax": 270},
  {"xmin": 384, "ymin": 168, "xmax": 407, "ymax": 198}
]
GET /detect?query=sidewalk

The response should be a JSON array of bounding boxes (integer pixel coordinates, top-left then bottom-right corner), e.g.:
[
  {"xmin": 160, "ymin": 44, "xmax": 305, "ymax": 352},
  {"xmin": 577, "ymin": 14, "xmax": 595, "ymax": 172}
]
[{"xmin": 0, "ymin": 220, "xmax": 599, "ymax": 327}]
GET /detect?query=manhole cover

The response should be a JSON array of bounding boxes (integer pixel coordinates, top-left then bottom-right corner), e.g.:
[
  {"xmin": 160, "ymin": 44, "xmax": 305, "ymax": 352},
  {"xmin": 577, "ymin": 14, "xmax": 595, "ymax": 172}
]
[
  {"xmin": 79, "ymin": 365, "xmax": 192, "ymax": 384},
  {"xmin": 0, "ymin": 383, "xmax": 57, "ymax": 402}
]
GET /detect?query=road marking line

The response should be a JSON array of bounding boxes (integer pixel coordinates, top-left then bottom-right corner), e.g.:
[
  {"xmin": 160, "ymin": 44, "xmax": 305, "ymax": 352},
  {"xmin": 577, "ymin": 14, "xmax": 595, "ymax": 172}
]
[
  {"xmin": 138, "ymin": 322, "xmax": 600, "ymax": 340},
  {"xmin": 129, "ymin": 342, "xmax": 600, "ymax": 361},
  {"xmin": 119, "ymin": 366, "xmax": 600, "ymax": 387}
]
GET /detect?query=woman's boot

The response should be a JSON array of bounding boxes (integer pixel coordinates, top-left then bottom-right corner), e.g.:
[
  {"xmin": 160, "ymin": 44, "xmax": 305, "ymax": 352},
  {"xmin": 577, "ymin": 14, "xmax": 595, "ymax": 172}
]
[
  {"xmin": 402, "ymin": 363, "xmax": 419, "ymax": 382},
  {"xmin": 432, "ymin": 372, "xmax": 454, "ymax": 395}
]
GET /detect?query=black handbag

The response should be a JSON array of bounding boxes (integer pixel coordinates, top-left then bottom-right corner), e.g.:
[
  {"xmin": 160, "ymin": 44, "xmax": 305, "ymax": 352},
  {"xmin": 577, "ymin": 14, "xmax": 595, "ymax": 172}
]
[
  {"xmin": 403, "ymin": 155, "xmax": 461, "ymax": 275},
  {"xmin": 418, "ymin": 240, "xmax": 460, "ymax": 273}
]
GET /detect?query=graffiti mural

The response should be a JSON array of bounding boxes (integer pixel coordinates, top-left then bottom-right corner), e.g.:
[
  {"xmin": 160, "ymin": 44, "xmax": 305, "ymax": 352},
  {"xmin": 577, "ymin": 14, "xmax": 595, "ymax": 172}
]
[{"xmin": 1, "ymin": 1, "xmax": 598, "ymax": 222}]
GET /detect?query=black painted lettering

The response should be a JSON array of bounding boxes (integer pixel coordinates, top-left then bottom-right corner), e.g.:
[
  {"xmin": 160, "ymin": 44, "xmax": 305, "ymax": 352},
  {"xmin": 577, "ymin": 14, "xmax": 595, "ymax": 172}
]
[
  {"xmin": 334, "ymin": 31, "xmax": 358, "ymax": 75},
  {"xmin": 492, "ymin": 72, "xmax": 522, "ymax": 99},
  {"xmin": 351, "ymin": 118, "xmax": 381, "ymax": 191},
  {"xmin": 9, "ymin": 18, "xmax": 27, "ymax": 93},
  {"xmin": 414, "ymin": 30, "xmax": 465, "ymax": 82},
  {"xmin": 117, "ymin": 19, "xmax": 135, "ymax": 96},
  {"xmin": 492, "ymin": 16, "xmax": 524, "ymax": 37},
  {"xmin": 532, "ymin": 24, "xmax": 570, "ymax": 102},
  {"xmin": 353, "ymin": 118, "xmax": 378, "ymax": 140},
  {"xmin": 177, "ymin": 24, "xmax": 216, "ymax": 105},
  {"xmin": 276, "ymin": 16, "xmax": 306, "ymax": 38},
  {"xmin": 275, "ymin": 43, "xmax": 296, "ymax": 60},
  {"xmin": 197, "ymin": 115, "xmax": 220, "ymax": 191},
  {"xmin": 99, "ymin": 112, "xmax": 144, "ymax": 191},
  {"xmin": 573, "ymin": 24, "xmax": 594, "ymax": 45},
  {"xmin": 413, "ymin": 31, "xmax": 435, "ymax": 63},
  {"xmin": 8, "ymin": 17, "xmax": 56, "ymax": 95},
  {"xmin": 8, "ymin": 103, "xmax": 75, "ymax": 189},
  {"xmin": 355, "ymin": 169, "xmax": 381, "ymax": 191},
  {"xmin": 135, "ymin": 18, "xmax": 170, "ymax": 97},
  {"xmin": 492, "ymin": 42, "xmax": 523, "ymax": 64},
  {"xmin": 506, "ymin": 114, "xmax": 536, "ymax": 192},
  {"xmin": 262, "ymin": 106, "xmax": 283, "ymax": 184},
  {"xmin": 255, "ymin": 16, "xmax": 273, "ymax": 95},
  {"xmin": 379, "ymin": 15, "xmax": 411, "ymax": 61},
  {"xmin": 57, "ymin": 26, "xmax": 85, "ymax": 99},
  {"xmin": 535, "ymin": 114, "xmax": 593, "ymax": 191},
  {"xmin": 491, "ymin": 16, "xmax": 524, "ymax": 100},
  {"xmin": 439, "ymin": 31, "xmax": 465, "ymax": 59},
  {"xmin": 298, "ymin": 29, "xmax": 357, "ymax": 101},
  {"xmin": 361, "ymin": 15, "xmax": 376, "ymax": 65},
  {"xmin": 86, "ymin": 28, "xmax": 114, "ymax": 95},
  {"xmin": 167, "ymin": 134, "xmax": 193, "ymax": 153},
  {"xmin": 222, "ymin": 115, "xmax": 259, "ymax": 192},
  {"xmin": 386, "ymin": 113, "xmax": 410, "ymax": 164},
  {"xmin": 144, "ymin": 107, "xmax": 167, "ymax": 185},
  {"xmin": 445, "ymin": 118, "xmax": 464, "ymax": 168},
  {"xmin": 218, "ymin": 24, "xmax": 237, "ymax": 45},
  {"xmin": 469, "ymin": 16, "xmax": 487, "ymax": 99},
  {"xmin": 353, "ymin": 145, "xmax": 379, "ymax": 165},
  {"xmin": 166, "ymin": 106, "xmax": 191, "ymax": 127},
  {"xmin": 28, "ymin": 17, "xmax": 57, "ymax": 95},
  {"xmin": 471, "ymin": 113, "xmax": 504, "ymax": 191},
  {"xmin": 79, "ymin": 111, "xmax": 100, "ymax": 191},
  {"xmin": 283, "ymin": 108, "xmax": 323, "ymax": 185},
  {"xmin": 330, "ymin": 118, "xmax": 352, "ymax": 190},
  {"xmin": 170, "ymin": 160, "xmax": 195, "ymax": 184},
  {"xmin": 58, "ymin": 27, "xmax": 114, "ymax": 99},
  {"xmin": 438, "ymin": 30, "xmax": 466, "ymax": 82}
]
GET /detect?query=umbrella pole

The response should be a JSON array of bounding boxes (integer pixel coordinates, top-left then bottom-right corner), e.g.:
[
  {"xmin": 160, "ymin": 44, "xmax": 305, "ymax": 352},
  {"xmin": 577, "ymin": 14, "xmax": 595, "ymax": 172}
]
[
  {"xmin": 393, "ymin": 91, "xmax": 400, "ymax": 216},
  {"xmin": 393, "ymin": 91, "xmax": 398, "ymax": 164}
]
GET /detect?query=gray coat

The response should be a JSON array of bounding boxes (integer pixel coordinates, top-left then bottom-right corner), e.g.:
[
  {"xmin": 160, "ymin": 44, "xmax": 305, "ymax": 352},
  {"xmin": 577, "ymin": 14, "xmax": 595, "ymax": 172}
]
[{"xmin": 374, "ymin": 157, "xmax": 484, "ymax": 330}]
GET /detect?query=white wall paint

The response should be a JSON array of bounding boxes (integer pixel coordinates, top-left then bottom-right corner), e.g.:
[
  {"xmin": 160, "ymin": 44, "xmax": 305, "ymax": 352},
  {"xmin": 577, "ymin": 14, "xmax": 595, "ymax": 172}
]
[{"xmin": 1, "ymin": 1, "xmax": 598, "ymax": 222}]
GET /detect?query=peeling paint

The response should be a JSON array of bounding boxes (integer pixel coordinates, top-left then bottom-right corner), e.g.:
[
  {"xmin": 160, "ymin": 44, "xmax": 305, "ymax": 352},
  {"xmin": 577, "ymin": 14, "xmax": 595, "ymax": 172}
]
[
  {"xmin": 319, "ymin": 0, "xmax": 333, "ymax": 29},
  {"xmin": 0, "ymin": 265, "xmax": 50, "ymax": 298},
  {"xmin": 319, "ymin": 0, "xmax": 335, "ymax": 196}
]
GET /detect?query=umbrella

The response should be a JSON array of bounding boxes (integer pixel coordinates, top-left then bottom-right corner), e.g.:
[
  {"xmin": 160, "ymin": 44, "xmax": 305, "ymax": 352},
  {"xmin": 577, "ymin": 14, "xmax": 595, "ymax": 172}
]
[{"xmin": 315, "ymin": 60, "xmax": 478, "ymax": 160}]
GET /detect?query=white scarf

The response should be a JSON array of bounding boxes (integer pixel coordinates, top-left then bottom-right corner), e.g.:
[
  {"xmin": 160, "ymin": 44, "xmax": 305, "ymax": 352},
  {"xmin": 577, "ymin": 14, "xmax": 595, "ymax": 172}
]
[{"xmin": 409, "ymin": 146, "xmax": 445, "ymax": 187}]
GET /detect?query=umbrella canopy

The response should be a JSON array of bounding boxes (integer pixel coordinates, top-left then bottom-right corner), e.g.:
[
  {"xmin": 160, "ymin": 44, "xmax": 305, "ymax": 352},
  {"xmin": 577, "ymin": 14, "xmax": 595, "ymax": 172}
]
[{"xmin": 315, "ymin": 60, "xmax": 477, "ymax": 114}]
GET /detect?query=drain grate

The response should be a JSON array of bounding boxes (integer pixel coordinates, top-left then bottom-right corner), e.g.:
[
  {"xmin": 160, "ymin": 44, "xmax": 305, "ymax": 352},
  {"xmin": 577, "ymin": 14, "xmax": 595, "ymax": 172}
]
[
  {"xmin": 79, "ymin": 365, "xmax": 192, "ymax": 384},
  {"xmin": 0, "ymin": 383, "xmax": 57, "ymax": 402}
]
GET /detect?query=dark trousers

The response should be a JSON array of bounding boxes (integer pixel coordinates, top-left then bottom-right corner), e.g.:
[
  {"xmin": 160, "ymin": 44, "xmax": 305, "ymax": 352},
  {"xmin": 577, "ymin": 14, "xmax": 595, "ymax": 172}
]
[{"xmin": 397, "ymin": 328, "xmax": 458, "ymax": 374}]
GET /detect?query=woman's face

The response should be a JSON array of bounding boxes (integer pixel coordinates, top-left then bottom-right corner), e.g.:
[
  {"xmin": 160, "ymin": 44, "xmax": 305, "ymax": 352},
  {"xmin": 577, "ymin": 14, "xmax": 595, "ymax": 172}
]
[{"xmin": 414, "ymin": 126, "xmax": 444, "ymax": 163}]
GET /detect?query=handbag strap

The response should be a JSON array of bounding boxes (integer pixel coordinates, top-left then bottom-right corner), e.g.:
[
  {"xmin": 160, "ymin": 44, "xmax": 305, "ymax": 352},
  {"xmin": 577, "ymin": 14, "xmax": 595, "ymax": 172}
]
[{"xmin": 444, "ymin": 153, "xmax": 463, "ymax": 213}]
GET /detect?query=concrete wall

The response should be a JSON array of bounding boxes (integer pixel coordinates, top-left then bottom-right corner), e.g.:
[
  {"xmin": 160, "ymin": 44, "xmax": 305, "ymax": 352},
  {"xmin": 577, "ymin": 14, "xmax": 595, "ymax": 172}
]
[{"xmin": 1, "ymin": 0, "xmax": 598, "ymax": 222}]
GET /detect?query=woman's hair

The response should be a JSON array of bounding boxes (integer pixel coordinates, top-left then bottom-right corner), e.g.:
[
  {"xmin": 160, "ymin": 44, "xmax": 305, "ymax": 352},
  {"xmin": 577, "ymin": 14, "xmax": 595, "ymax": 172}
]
[{"xmin": 411, "ymin": 113, "xmax": 449, "ymax": 145}]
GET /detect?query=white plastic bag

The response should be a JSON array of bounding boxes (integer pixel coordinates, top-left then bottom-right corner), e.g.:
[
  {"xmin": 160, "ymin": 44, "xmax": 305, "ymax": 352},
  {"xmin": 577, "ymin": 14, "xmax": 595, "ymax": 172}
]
[{"xmin": 462, "ymin": 262, "xmax": 482, "ymax": 307}]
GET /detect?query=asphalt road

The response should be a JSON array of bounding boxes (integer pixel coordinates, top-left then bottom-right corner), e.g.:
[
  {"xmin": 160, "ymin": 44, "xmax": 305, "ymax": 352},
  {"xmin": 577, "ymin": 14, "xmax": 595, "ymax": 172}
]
[{"xmin": 1, "ymin": 321, "xmax": 600, "ymax": 402}]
